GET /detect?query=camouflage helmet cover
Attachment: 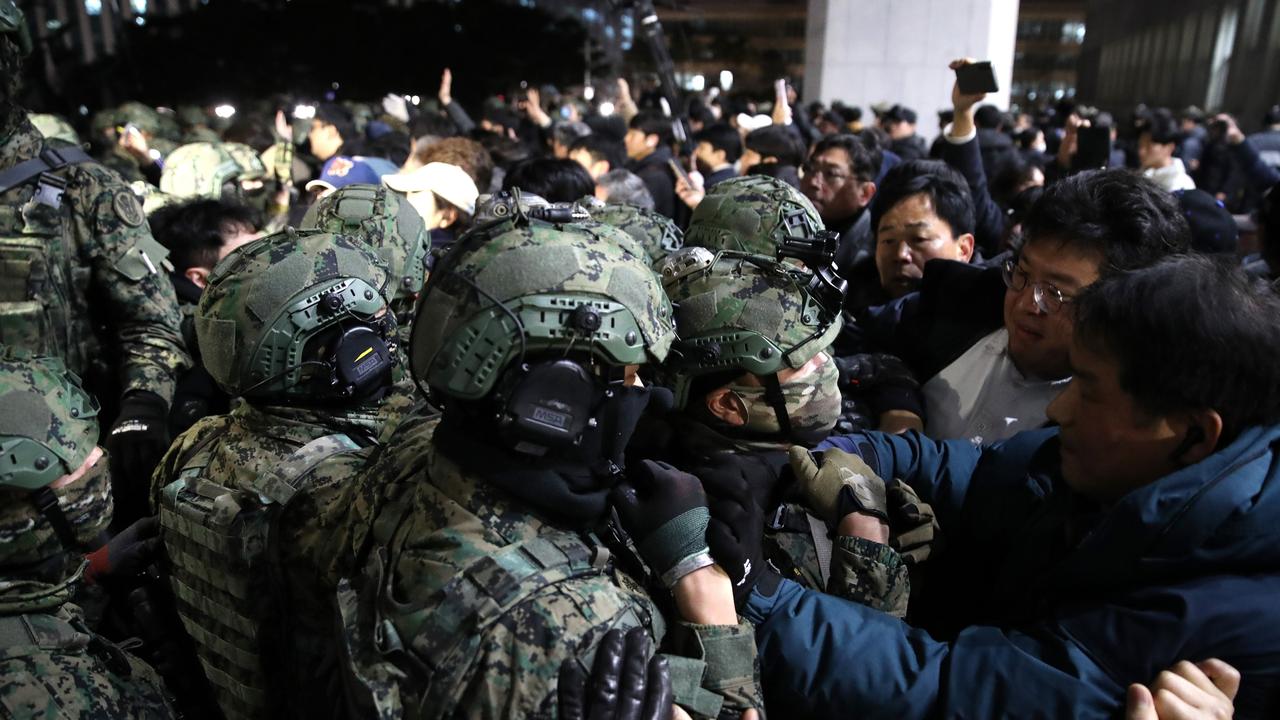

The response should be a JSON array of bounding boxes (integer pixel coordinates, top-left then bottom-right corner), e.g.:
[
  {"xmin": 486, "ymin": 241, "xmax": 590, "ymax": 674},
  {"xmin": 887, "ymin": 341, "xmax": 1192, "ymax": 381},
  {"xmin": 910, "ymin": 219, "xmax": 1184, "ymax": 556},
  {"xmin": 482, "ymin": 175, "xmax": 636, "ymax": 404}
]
[
  {"xmin": 0, "ymin": 349, "xmax": 98, "ymax": 491},
  {"xmin": 195, "ymin": 229, "xmax": 392, "ymax": 398},
  {"xmin": 684, "ymin": 174, "xmax": 824, "ymax": 256},
  {"xmin": 583, "ymin": 198, "xmax": 684, "ymax": 265},
  {"xmin": 301, "ymin": 183, "xmax": 429, "ymax": 305},
  {"xmin": 411, "ymin": 210, "xmax": 675, "ymax": 401},
  {"xmin": 160, "ymin": 141, "xmax": 263, "ymax": 199},
  {"xmin": 27, "ymin": 113, "xmax": 80, "ymax": 146},
  {"xmin": 657, "ymin": 246, "xmax": 842, "ymax": 383},
  {"xmin": 114, "ymin": 101, "xmax": 169, "ymax": 138}
]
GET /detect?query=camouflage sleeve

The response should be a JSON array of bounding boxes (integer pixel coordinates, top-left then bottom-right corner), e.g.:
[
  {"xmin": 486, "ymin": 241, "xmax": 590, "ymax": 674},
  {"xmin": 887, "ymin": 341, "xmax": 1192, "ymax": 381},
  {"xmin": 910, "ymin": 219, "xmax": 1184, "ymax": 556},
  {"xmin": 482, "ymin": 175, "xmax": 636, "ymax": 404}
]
[
  {"xmin": 664, "ymin": 621, "xmax": 765, "ymax": 719},
  {"xmin": 82, "ymin": 169, "xmax": 189, "ymax": 402},
  {"xmin": 827, "ymin": 535, "xmax": 911, "ymax": 618},
  {"xmin": 281, "ymin": 450, "xmax": 371, "ymax": 588},
  {"xmin": 146, "ymin": 415, "xmax": 230, "ymax": 512}
]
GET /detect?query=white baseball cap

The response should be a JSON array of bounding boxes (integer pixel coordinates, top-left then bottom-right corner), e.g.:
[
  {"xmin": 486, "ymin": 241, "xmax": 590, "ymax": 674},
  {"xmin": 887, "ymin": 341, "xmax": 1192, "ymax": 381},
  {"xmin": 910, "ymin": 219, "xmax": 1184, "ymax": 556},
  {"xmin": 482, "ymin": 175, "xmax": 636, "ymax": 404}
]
[{"xmin": 383, "ymin": 162, "xmax": 478, "ymax": 216}]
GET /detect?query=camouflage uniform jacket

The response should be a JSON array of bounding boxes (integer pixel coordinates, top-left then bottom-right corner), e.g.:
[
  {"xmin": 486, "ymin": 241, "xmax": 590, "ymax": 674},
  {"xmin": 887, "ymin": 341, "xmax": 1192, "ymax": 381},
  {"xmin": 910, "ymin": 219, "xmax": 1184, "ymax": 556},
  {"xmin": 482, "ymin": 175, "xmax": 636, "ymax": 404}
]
[
  {"xmin": 150, "ymin": 401, "xmax": 385, "ymax": 717},
  {"xmin": 0, "ymin": 568, "xmax": 175, "ymax": 719},
  {"xmin": 344, "ymin": 415, "xmax": 762, "ymax": 720},
  {"xmin": 665, "ymin": 417, "xmax": 911, "ymax": 617},
  {"xmin": 0, "ymin": 117, "xmax": 189, "ymax": 403}
]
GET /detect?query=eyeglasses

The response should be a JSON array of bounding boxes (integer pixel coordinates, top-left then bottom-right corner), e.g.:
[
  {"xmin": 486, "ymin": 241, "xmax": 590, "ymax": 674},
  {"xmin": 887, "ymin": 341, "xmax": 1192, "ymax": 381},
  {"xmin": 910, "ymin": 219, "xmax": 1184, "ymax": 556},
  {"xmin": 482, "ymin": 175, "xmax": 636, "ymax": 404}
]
[
  {"xmin": 801, "ymin": 163, "xmax": 850, "ymax": 185},
  {"xmin": 1001, "ymin": 258, "xmax": 1074, "ymax": 314}
]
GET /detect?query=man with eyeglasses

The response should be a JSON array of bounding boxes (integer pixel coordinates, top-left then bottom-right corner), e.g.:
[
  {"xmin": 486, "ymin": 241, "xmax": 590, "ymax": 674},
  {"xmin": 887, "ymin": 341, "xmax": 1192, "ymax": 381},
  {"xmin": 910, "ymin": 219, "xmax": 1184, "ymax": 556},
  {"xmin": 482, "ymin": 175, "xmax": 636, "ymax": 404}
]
[
  {"xmin": 800, "ymin": 134, "xmax": 881, "ymax": 274},
  {"xmin": 854, "ymin": 168, "xmax": 1190, "ymax": 444}
]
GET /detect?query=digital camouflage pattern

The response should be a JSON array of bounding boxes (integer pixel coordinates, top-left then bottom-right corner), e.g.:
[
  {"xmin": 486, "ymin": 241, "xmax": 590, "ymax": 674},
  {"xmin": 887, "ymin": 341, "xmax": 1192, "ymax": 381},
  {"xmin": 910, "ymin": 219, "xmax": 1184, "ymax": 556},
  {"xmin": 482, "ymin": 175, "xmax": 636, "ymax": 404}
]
[
  {"xmin": 159, "ymin": 142, "xmax": 264, "ymax": 200},
  {"xmin": 339, "ymin": 418, "xmax": 763, "ymax": 720},
  {"xmin": 683, "ymin": 174, "xmax": 824, "ymax": 256},
  {"xmin": 27, "ymin": 113, "xmax": 80, "ymax": 147},
  {"xmin": 0, "ymin": 116, "xmax": 189, "ymax": 404},
  {"xmin": 152, "ymin": 401, "xmax": 386, "ymax": 720},
  {"xmin": 412, "ymin": 213, "xmax": 675, "ymax": 400},
  {"xmin": 657, "ymin": 247, "xmax": 842, "ymax": 396},
  {"xmin": 0, "ymin": 349, "xmax": 98, "ymax": 491},
  {"xmin": 583, "ymin": 199, "xmax": 684, "ymax": 266},
  {"xmin": 195, "ymin": 229, "xmax": 392, "ymax": 399},
  {"xmin": 300, "ymin": 183, "xmax": 430, "ymax": 325}
]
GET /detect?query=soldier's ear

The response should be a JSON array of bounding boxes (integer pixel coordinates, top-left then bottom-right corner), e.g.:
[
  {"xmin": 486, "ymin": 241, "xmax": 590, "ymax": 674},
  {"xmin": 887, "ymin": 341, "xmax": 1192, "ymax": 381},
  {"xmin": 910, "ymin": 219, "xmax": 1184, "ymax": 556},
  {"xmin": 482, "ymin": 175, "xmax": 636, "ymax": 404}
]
[
  {"xmin": 185, "ymin": 266, "xmax": 211, "ymax": 290},
  {"xmin": 705, "ymin": 386, "xmax": 748, "ymax": 427}
]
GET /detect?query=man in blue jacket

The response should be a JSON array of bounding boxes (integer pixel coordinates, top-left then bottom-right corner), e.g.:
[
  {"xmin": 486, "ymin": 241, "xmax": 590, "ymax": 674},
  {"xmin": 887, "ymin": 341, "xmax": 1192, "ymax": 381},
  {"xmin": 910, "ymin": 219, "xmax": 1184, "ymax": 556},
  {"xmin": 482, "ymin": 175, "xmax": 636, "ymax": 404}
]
[{"xmin": 702, "ymin": 254, "xmax": 1280, "ymax": 718}]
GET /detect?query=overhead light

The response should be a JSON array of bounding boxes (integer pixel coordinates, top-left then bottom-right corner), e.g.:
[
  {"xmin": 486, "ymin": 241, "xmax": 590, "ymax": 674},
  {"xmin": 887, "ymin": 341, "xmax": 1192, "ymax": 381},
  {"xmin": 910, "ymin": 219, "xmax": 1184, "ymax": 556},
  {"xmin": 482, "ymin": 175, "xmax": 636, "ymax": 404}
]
[
  {"xmin": 720, "ymin": 70, "xmax": 734, "ymax": 91},
  {"xmin": 214, "ymin": 104, "xmax": 236, "ymax": 119},
  {"xmin": 293, "ymin": 104, "xmax": 316, "ymax": 120},
  {"xmin": 411, "ymin": 95, "xmax": 421, "ymax": 105},
  {"xmin": 599, "ymin": 101, "xmax": 615, "ymax": 116},
  {"xmin": 583, "ymin": 86, "xmax": 595, "ymax": 101}
]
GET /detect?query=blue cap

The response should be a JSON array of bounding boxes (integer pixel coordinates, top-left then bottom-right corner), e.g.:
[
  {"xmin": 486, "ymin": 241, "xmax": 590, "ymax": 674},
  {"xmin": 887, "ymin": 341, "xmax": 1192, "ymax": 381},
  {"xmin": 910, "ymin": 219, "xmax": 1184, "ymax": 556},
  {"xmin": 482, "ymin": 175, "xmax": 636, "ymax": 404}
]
[{"xmin": 306, "ymin": 155, "xmax": 397, "ymax": 194}]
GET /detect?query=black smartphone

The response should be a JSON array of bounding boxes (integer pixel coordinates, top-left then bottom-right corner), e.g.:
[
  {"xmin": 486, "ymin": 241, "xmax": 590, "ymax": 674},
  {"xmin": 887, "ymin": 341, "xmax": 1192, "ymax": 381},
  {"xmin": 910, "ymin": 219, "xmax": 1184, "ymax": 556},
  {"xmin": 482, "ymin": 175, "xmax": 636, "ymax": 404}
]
[
  {"xmin": 1076, "ymin": 126, "xmax": 1113, "ymax": 169},
  {"xmin": 955, "ymin": 61, "xmax": 999, "ymax": 95},
  {"xmin": 667, "ymin": 158, "xmax": 691, "ymax": 187}
]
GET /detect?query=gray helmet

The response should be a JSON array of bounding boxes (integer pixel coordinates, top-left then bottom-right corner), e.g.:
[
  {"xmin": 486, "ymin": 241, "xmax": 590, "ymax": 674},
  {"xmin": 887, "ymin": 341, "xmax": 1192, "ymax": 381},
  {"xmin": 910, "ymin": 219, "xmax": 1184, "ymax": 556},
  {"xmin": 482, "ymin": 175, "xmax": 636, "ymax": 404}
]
[{"xmin": 195, "ymin": 229, "xmax": 396, "ymax": 401}]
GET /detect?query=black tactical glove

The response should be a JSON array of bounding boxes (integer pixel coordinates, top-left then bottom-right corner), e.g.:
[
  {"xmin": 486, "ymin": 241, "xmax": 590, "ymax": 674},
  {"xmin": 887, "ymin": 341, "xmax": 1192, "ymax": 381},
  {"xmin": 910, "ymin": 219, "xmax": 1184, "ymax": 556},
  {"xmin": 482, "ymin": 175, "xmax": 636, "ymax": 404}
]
[
  {"xmin": 701, "ymin": 466, "xmax": 779, "ymax": 613},
  {"xmin": 834, "ymin": 353, "xmax": 923, "ymax": 420},
  {"xmin": 108, "ymin": 391, "xmax": 170, "ymax": 524},
  {"xmin": 85, "ymin": 516, "xmax": 161, "ymax": 585},
  {"xmin": 611, "ymin": 460, "xmax": 714, "ymax": 587},
  {"xmin": 559, "ymin": 627, "xmax": 673, "ymax": 720},
  {"xmin": 691, "ymin": 450, "xmax": 792, "ymax": 516}
]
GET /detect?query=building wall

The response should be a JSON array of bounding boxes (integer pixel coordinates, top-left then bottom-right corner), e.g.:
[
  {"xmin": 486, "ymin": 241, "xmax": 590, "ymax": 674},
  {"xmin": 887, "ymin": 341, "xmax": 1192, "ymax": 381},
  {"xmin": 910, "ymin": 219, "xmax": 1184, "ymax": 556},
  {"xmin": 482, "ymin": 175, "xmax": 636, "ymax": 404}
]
[
  {"xmin": 1078, "ymin": 0, "xmax": 1280, "ymax": 130},
  {"xmin": 803, "ymin": 0, "xmax": 1020, "ymax": 139}
]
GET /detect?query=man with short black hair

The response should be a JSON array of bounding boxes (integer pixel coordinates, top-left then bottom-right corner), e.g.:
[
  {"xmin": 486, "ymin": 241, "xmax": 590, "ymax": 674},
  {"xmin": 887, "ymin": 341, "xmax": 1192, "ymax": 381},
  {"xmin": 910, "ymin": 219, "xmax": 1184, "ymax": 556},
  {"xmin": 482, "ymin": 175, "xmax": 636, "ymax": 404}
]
[
  {"xmin": 801, "ymin": 134, "xmax": 881, "ymax": 272},
  {"xmin": 569, "ymin": 133, "xmax": 626, "ymax": 180},
  {"xmin": 883, "ymin": 105, "xmax": 927, "ymax": 161},
  {"xmin": 693, "ymin": 123, "xmax": 742, "ymax": 189},
  {"xmin": 625, "ymin": 111, "xmax": 679, "ymax": 218},
  {"xmin": 502, "ymin": 157, "xmax": 596, "ymax": 203},
  {"xmin": 870, "ymin": 160, "xmax": 976, "ymax": 300},
  {"xmin": 973, "ymin": 103, "xmax": 1015, "ymax": 180},
  {"xmin": 308, "ymin": 103, "xmax": 358, "ymax": 163},
  {"xmin": 713, "ymin": 253, "xmax": 1280, "ymax": 719},
  {"xmin": 1140, "ymin": 110, "xmax": 1195, "ymax": 191},
  {"xmin": 1249, "ymin": 105, "xmax": 1280, "ymax": 172}
]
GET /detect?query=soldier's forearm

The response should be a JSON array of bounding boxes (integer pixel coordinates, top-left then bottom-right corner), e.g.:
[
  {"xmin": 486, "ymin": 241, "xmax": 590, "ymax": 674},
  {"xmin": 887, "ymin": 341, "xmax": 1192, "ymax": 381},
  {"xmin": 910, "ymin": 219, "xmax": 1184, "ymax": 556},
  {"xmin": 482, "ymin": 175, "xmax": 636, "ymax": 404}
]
[{"xmin": 674, "ymin": 565, "xmax": 738, "ymax": 626}]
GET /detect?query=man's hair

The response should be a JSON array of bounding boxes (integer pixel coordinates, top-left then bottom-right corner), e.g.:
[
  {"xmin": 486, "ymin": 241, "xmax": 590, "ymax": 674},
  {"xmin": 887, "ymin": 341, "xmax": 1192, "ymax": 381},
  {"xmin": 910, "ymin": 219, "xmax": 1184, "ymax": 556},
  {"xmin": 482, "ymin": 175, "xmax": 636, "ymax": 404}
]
[
  {"xmin": 148, "ymin": 199, "xmax": 262, "ymax": 272},
  {"xmin": 1143, "ymin": 109, "xmax": 1180, "ymax": 145},
  {"xmin": 410, "ymin": 112, "xmax": 459, "ymax": 142},
  {"xmin": 1073, "ymin": 254, "xmax": 1280, "ymax": 443},
  {"xmin": 1263, "ymin": 105, "xmax": 1280, "ymax": 127},
  {"xmin": 482, "ymin": 106, "xmax": 520, "ymax": 132},
  {"xmin": 569, "ymin": 133, "xmax": 626, "ymax": 171},
  {"xmin": 744, "ymin": 125, "xmax": 806, "ymax": 167},
  {"xmin": 629, "ymin": 111, "xmax": 675, "ymax": 147},
  {"xmin": 502, "ymin": 157, "xmax": 596, "ymax": 203},
  {"xmin": 597, "ymin": 169, "xmax": 655, "ymax": 210},
  {"xmin": 695, "ymin": 123, "xmax": 743, "ymax": 164},
  {"xmin": 974, "ymin": 105, "xmax": 1004, "ymax": 130},
  {"xmin": 552, "ymin": 120, "xmax": 592, "ymax": 150},
  {"xmin": 832, "ymin": 102, "xmax": 862, "ymax": 124},
  {"xmin": 870, "ymin": 160, "xmax": 975, "ymax": 237},
  {"xmin": 1022, "ymin": 169, "xmax": 1190, "ymax": 274},
  {"xmin": 884, "ymin": 105, "xmax": 917, "ymax": 125},
  {"xmin": 222, "ymin": 113, "xmax": 276, "ymax": 152},
  {"xmin": 810, "ymin": 133, "xmax": 880, "ymax": 183},
  {"xmin": 747, "ymin": 161, "xmax": 801, "ymax": 189},
  {"xmin": 418, "ymin": 137, "xmax": 495, "ymax": 193},
  {"xmin": 315, "ymin": 103, "xmax": 355, "ymax": 144}
]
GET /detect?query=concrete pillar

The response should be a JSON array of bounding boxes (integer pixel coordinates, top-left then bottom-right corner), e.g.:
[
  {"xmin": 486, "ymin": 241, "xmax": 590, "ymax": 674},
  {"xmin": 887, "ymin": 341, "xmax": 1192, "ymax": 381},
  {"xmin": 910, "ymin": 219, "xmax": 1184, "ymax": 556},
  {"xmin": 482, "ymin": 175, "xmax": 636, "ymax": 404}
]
[{"xmin": 804, "ymin": 0, "xmax": 1020, "ymax": 139}]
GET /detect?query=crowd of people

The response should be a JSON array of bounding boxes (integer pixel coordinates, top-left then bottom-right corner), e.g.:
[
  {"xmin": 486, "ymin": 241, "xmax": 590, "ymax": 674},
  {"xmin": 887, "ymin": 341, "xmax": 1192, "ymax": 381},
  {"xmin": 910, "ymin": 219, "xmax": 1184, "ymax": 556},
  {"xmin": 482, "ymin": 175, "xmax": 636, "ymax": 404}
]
[{"xmin": 2, "ymin": 1, "xmax": 1280, "ymax": 717}]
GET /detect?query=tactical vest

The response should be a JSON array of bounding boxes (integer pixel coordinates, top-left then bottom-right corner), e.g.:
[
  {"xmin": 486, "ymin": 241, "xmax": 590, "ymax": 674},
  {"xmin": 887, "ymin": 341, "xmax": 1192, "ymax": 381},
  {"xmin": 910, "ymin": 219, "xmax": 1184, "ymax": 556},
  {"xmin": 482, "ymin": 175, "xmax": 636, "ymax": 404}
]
[
  {"xmin": 337, "ymin": 495, "xmax": 658, "ymax": 719},
  {"xmin": 0, "ymin": 145, "xmax": 91, "ymax": 370},
  {"xmin": 159, "ymin": 430, "xmax": 360, "ymax": 720}
]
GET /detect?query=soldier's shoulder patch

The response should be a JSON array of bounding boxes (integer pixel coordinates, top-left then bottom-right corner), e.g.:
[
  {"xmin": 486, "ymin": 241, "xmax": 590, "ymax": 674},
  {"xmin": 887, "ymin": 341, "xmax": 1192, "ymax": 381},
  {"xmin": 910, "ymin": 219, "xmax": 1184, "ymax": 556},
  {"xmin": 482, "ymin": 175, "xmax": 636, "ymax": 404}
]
[{"xmin": 113, "ymin": 188, "xmax": 145, "ymax": 227}]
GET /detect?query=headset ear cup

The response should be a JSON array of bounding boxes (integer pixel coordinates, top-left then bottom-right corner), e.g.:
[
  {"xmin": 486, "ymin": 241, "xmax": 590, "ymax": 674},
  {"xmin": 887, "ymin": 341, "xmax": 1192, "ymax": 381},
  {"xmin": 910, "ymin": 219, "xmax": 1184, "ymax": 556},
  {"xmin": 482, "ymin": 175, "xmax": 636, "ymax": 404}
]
[
  {"xmin": 495, "ymin": 359, "xmax": 605, "ymax": 454},
  {"xmin": 331, "ymin": 325, "xmax": 395, "ymax": 398}
]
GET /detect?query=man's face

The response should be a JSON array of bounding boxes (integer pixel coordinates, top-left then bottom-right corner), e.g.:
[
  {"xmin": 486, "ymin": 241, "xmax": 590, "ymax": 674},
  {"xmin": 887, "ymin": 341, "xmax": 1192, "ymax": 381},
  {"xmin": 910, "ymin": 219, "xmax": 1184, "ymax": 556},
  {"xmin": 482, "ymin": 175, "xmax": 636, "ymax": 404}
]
[
  {"xmin": 1046, "ymin": 339, "xmax": 1184, "ymax": 504},
  {"xmin": 801, "ymin": 147, "xmax": 873, "ymax": 225},
  {"xmin": 1137, "ymin": 132, "xmax": 1174, "ymax": 170},
  {"xmin": 308, "ymin": 120, "xmax": 342, "ymax": 161},
  {"xmin": 570, "ymin": 148, "xmax": 609, "ymax": 180},
  {"xmin": 874, "ymin": 193, "xmax": 974, "ymax": 298},
  {"xmin": 739, "ymin": 148, "xmax": 763, "ymax": 175},
  {"xmin": 1003, "ymin": 239, "xmax": 1101, "ymax": 380},
  {"xmin": 624, "ymin": 128, "xmax": 654, "ymax": 160},
  {"xmin": 694, "ymin": 141, "xmax": 724, "ymax": 173},
  {"xmin": 886, "ymin": 120, "xmax": 914, "ymax": 140}
]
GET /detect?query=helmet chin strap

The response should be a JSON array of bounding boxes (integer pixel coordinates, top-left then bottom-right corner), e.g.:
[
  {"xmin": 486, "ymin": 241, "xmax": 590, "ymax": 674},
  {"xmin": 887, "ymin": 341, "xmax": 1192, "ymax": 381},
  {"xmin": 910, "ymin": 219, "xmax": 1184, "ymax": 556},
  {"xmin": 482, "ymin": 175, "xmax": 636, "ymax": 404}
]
[
  {"xmin": 762, "ymin": 372, "xmax": 795, "ymax": 439},
  {"xmin": 28, "ymin": 487, "xmax": 88, "ymax": 554}
]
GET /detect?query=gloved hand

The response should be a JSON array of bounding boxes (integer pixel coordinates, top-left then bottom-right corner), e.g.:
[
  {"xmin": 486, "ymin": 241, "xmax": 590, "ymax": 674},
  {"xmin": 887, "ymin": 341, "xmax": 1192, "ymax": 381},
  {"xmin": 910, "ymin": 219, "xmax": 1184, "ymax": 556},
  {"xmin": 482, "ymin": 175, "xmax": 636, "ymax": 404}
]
[
  {"xmin": 789, "ymin": 446, "xmax": 888, "ymax": 525},
  {"xmin": 886, "ymin": 479, "xmax": 939, "ymax": 565},
  {"xmin": 611, "ymin": 460, "xmax": 713, "ymax": 587},
  {"xmin": 701, "ymin": 466, "xmax": 779, "ymax": 612},
  {"xmin": 834, "ymin": 353, "xmax": 919, "ymax": 393},
  {"xmin": 85, "ymin": 516, "xmax": 161, "ymax": 585},
  {"xmin": 559, "ymin": 627, "xmax": 673, "ymax": 720},
  {"xmin": 690, "ymin": 450, "xmax": 791, "ymax": 516},
  {"xmin": 107, "ymin": 391, "xmax": 170, "ymax": 524}
]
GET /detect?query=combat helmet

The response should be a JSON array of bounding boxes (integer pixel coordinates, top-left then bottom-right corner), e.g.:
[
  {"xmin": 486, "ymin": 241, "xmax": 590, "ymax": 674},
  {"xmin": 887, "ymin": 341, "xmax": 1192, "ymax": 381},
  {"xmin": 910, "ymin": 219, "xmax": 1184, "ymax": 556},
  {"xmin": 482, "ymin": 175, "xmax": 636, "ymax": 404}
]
[
  {"xmin": 301, "ymin": 183, "xmax": 430, "ymax": 314},
  {"xmin": 161, "ymin": 141, "xmax": 269, "ymax": 210},
  {"xmin": 684, "ymin": 174, "xmax": 825, "ymax": 256},
  {"xmin": 195, "ymin": 229, "xmax": 396, "ymax": 403},
  {"xmin": 0, "ymin": 347, "xmax": 111, "ymax": 582},
  {"xmin": 411, "ymin": 192, "xmax": 675, "ymax": 451},
  {"xmin": 28, "ymin": 113, "xmax": 80, "ymax": 146},
  {"xmin": 583, "ymin": 198, "xmax": 684, "ymax": 265},
  {"xmin": 656, "ymin": 243, "xmax": 846, "ymax": 439}
]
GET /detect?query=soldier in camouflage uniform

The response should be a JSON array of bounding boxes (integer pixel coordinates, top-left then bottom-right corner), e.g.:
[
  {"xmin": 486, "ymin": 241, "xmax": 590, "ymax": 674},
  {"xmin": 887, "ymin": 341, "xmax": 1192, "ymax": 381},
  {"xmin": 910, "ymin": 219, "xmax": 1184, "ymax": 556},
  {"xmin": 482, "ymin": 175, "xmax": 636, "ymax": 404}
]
[
  {"xmin": 301, "ymin": 182, "xmax": 431, "ymax": 345},
  {"xmin": 149, "ymin": 229, "xmax": 407, "ymax": 720},
  {"xmin": 160, "ymin": 141, "xmax": 272, "ymax": 214},
  {"xmin": 683, "ymin": 174, "xmax": 825, "ymax": 257},
  {"xmin": 0, "ymin": 3, "xmax": 190, "ymax": 527},
  {"xmin": 338, "ymin": 194, "xmax": 763, "ymax": 719},
  {"xmin": 582, "ymin": 197, "xmax": 684, "ymax": 266},
  {"xmin": 0, "ymin": 347, "xmax": 175, "ymax": 718}
]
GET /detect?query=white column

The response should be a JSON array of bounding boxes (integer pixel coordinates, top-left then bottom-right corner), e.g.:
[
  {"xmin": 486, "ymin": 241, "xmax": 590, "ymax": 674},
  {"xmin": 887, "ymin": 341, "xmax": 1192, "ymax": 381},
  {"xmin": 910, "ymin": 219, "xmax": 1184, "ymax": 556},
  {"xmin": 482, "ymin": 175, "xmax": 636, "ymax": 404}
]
[{"xmin": 804, "ymin": 0, "xmax": 1021, "ymax": 139}]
